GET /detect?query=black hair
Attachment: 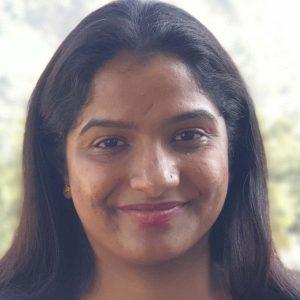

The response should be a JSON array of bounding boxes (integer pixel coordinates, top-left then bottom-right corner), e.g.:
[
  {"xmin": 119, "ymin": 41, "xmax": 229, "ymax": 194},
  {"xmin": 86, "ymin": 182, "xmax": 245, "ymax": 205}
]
[{"xmin": 0, "ymin": 0, "xmax": 299, "ymax": 299}]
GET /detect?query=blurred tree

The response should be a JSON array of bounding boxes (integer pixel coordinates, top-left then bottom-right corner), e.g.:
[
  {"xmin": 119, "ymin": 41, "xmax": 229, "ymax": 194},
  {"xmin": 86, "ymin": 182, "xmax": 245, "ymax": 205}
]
[
  {"xmin": 262, "ymin": 112, "xmax": 300, "ymax": 249},
  {"xmin": 0, "ymin": 117, "xmax": 23, "ymax": 256},
  {"xmin": 2, "ymin": 0, "xmax": 92, "ymax": 41},
  {"xmin": 0, "ymin": 76, "xmax": 9, "ymax": 101},
  {"xmin": 0, "ymin": 0, "xmax": 93, "ymax": 259}
]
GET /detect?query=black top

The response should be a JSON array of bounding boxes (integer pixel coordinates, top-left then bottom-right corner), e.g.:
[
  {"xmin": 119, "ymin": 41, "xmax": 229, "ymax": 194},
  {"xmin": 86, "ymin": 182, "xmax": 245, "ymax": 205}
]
[
  {"xmin": 0, "ymin": 293, "xmax": 30, "ymax": 300},
  {"xmin": 0, "ymin": 296, "xmax": 18, "ymax": 300}
]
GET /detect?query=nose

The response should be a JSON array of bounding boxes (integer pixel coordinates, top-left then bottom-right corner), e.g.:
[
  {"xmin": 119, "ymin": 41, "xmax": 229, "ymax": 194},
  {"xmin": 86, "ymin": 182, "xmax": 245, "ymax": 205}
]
[{"xmin": 129, "ymin": 144, "xmax": 180, "ymax": 197}]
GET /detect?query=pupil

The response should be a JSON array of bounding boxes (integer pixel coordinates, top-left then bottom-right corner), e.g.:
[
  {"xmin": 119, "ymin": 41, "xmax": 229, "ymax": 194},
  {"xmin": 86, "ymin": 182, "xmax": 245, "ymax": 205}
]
[
  {"xmin": 105, "ymin": 139, "xmax": 118, "ymax": 147},
  {"xmin": 182, "ymin": 132, "xmax": 194, "ymax": 140}
]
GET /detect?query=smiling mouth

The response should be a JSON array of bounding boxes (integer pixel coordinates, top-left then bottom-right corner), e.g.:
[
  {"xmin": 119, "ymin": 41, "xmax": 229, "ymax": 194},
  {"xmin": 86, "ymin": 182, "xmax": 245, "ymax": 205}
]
[
  {"xmin": 116, "ymin": 201, "xmax": 190, "ymax": 226},
  {"xmin": 116, "ymin": 201, "xmax": 189, "ymax": 211}
]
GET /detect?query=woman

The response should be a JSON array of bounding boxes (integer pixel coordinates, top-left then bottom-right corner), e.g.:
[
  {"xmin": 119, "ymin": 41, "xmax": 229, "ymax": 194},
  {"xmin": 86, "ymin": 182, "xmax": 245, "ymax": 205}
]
[{"xmin": 0, "ymin": 0, "xmax": 299, "ymax": 299}]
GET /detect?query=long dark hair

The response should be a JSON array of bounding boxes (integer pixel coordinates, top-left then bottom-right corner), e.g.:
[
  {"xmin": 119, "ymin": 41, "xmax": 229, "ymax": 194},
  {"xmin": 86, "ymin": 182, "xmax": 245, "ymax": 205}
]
[{"xmin": 0, "ymin": 0, "xmax": 299, "ymax": 299}]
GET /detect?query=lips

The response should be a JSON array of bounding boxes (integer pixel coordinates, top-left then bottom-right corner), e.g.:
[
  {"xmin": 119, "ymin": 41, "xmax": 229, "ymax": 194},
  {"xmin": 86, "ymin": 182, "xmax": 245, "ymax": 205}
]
[
  {"xmin": 116, "ymin": 201, "xmax": 187, "ymax": 211},
  {"xmin": 116, "ymin": 201, "xmax": 189, "ymax": 226}
]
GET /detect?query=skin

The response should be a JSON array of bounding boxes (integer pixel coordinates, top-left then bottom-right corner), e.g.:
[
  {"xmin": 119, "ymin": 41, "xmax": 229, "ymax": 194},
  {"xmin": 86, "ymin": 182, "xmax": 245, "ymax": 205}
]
[{"xmin": 66, "ymin": 52, "xmax": 230, "ymax": 300}]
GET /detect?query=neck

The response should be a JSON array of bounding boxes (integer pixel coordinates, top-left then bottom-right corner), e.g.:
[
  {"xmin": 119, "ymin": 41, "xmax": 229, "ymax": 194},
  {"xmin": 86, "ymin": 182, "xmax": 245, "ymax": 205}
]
[{"xmin": 81, "ymin": 235, "xmax": 229, "ymax": 300}]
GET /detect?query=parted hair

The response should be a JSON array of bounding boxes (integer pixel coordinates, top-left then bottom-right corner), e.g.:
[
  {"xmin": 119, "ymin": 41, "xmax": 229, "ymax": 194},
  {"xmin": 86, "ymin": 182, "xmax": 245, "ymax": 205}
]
[{"xmin": 0, "ymin": 0, "xmax": 299, "ymax": 299}]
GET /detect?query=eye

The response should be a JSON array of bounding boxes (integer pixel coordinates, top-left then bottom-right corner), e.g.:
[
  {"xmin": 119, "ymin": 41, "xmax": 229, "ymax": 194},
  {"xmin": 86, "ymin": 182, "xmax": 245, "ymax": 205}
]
[
  {"xmin": 172, "ymin": 129, "xmax": 209, "ymax": 144},
  {"xmin": 92, "ymin": 137, "xmax": 126, "ymax": 150}
]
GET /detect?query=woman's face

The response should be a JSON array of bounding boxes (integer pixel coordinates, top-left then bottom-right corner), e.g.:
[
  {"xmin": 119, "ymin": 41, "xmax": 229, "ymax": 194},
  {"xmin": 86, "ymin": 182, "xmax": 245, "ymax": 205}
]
[{"xmin": 66, "ymin": 52, "xmax": 229, "ymax": 265}]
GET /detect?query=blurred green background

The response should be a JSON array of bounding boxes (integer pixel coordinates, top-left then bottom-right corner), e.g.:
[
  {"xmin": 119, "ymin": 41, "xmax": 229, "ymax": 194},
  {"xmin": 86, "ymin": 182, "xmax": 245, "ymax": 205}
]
[{"xmin": 0, "ymin": 0, "xmax": 299, "ymax": 273}]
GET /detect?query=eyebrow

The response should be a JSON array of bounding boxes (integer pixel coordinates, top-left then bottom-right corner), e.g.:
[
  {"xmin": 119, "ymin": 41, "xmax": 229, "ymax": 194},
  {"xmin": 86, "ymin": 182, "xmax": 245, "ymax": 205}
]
[
  {"xmin": 79, "ymin": 109, "xmax": 218, "ymax": 135},
  {"xmin": 167, "ymin": 109, "xmax": 217, "ymax": 125},
  {"xmin": 79, "ymin": 118, "xmax": 136, "ymax": 135}
]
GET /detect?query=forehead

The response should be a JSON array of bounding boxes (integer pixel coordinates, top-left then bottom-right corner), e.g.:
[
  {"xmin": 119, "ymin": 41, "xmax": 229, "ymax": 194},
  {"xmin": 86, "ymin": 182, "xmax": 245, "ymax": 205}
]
[
  {"xmin": 91, "ymin": 52, "xmax": 197, "ymax": 98},
  {"xmin": 76, "ymin": 52, "xmax": 220, "ymax": 127}
]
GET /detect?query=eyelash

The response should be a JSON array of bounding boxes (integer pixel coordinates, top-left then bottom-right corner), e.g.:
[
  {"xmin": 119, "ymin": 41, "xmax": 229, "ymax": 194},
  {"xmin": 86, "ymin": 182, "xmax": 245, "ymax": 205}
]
[{"xmin": 92, "ymin": 129, "xmax": 210, "ymax": 153}]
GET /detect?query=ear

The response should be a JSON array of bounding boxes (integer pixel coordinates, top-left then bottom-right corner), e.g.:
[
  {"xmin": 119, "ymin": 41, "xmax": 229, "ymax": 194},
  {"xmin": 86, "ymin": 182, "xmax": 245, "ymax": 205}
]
[
  {"xmin": 63, "ymin": 174, "xmax": 72, "ymax": 199},
  {"xmin": 63, "ymin": 184, "xmax": 72, "ymax": 199}
]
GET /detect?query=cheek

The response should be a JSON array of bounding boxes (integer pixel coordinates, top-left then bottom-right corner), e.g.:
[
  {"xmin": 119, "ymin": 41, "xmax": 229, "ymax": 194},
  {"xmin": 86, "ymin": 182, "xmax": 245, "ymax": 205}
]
[
  {"xmin": 188, "ymin": 152, "xmax": 228, "ymax": 188},
  {"xmin": 67, "ymin": 153, "xmax": 119, "ymax": 212},
  {"xmin": 184, "ymin": 152, "xmax": 229, "ymax": 217},
  {"xmin": 67, "ymin": 155, "xmax": 123, "ymax": 243},
  {"xmin": 201, "ymin": 159, "xmax": 228, "ymax": 198}
]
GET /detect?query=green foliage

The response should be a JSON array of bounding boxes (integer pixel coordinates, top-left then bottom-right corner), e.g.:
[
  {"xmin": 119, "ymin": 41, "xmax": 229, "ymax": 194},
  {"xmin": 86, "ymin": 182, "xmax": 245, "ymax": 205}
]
[
  {"xmin": 261, "ymin": 112, "xmax": 300, "ymax": 250},
  {"xmin": 0, "ymin": 103, "xmax": 23, "ymax": 257},
  {"xmin": 0, "ymin": 157, "xmax": 21, "ymax": 255}
]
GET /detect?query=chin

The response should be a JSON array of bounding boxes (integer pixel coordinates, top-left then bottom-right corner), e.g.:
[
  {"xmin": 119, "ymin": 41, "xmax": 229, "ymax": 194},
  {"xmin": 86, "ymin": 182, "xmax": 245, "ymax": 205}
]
[
  {"xmin": 126, "ymin": 252, "xmax": 181, "ymax": 267},
  {"xmin": 119, "ymin": 242, "xmax": 195, "ymax": 267}
]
